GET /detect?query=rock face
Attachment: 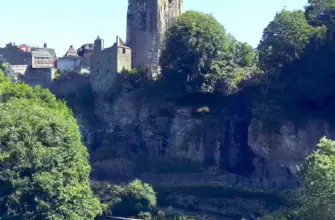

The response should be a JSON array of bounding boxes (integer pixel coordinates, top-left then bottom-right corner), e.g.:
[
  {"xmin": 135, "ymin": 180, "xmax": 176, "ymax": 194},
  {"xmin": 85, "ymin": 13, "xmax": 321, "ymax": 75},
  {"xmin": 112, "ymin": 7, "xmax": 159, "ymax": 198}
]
[
  {"xmin": 81, "ymin": 73, "xmax": 315, "ymax": 189},
  {"xmin": 126, "ymin": 0, "xmax": 183, "ymax": 74},
  {"xmin": 248, "ymin": 119, "xmax": 335, "ymax": 182},
  {"xmin": 51, "ymin": 73, "xmax": 335, "ymax": 218}
]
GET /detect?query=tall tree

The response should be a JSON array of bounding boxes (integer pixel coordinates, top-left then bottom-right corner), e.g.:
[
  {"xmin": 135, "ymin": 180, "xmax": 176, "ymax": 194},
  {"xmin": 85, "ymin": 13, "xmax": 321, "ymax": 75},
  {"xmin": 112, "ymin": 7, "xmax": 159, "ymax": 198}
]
[
  {"xmin": 258, "ymin": 9, "xmax": 326, "ymax": 74},
  {"xmin": 305, "ymin": 0, "xmax": 335, "ymax": 26},
  {"xmin": 0, "ymin": 80, "xmax": 102, "ymax": 219},
  {"xmin": 160, "ymin": 11, "xmax": 258, "ymax": 94},
  {"xmin": 295, "ymin": 137, "xmax": 335, "ymax": 219}
]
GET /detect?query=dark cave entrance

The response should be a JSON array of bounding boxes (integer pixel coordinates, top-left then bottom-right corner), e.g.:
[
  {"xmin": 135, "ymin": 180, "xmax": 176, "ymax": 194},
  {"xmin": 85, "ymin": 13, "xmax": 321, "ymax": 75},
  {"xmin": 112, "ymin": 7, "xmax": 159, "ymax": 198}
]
[{"xmin": 219, "ymin": 119, "xmax": 256, "ymax": 175}]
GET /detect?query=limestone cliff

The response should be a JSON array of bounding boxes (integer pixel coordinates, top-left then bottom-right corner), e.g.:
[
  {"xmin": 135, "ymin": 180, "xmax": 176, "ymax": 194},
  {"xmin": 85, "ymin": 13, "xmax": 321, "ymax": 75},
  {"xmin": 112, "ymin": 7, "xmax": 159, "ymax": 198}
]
[
  {"xmin": 126, "ymin": 0, "xmax": 183, "ymax": 74},
  {"xmin": 50, "ymin": 73, "xmax": 335, "ymax": 219}
]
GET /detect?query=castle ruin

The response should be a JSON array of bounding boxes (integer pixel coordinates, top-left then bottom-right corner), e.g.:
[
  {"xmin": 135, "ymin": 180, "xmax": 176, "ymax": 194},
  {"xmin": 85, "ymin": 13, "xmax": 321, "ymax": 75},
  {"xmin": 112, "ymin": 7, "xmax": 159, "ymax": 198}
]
[
  {"xmin": 126, "ymin": 0, "xmax": 183, "ymax": 75},
  {"xmin": 90, "ymin": 35, "xmax": 132, "ymax": 93}
]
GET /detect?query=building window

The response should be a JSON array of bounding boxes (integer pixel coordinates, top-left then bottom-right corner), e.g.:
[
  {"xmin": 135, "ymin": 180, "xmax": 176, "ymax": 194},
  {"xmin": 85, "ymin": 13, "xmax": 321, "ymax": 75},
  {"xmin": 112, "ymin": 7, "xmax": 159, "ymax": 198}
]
[{"xmin": 123, "ymin": 48, "xmax": 126, "ymax": 54}]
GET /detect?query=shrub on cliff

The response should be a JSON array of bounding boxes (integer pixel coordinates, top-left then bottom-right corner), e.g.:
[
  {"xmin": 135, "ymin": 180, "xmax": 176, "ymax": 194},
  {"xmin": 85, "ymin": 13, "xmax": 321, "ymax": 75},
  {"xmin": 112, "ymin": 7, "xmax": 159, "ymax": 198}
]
[
  {"xmin": 160, "ymin": 11, "xmax": 259, "ymax": 95},
  {"xmin": 0, "ymin": 79, "xmax": 102, "ymax": 219}
]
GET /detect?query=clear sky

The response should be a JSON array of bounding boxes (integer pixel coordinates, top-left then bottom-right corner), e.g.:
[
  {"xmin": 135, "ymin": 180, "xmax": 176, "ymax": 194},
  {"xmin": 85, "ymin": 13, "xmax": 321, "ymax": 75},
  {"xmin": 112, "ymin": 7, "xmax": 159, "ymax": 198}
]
[{"xmin": 0, "ymin": 0, "xmax": 307, "ymax": 56}]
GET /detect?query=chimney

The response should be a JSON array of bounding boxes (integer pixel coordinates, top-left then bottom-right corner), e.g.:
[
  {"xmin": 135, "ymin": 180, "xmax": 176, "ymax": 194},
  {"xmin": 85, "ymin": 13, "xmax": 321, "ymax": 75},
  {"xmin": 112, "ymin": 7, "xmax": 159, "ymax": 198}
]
[
  {"xmin": 43, "ymin": 43, "xmax": 47, "ymax": 48},
  {"xmin": 116, "ymin": 36, "xmax": 120, "ymax": 46}
]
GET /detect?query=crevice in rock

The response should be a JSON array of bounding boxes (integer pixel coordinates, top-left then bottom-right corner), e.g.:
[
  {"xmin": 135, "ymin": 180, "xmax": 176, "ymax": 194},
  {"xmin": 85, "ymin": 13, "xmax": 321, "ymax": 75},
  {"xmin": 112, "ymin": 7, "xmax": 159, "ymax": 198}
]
[{"xmin": 220, "ymin": 120, "xmax": 255, "ymax": 175}]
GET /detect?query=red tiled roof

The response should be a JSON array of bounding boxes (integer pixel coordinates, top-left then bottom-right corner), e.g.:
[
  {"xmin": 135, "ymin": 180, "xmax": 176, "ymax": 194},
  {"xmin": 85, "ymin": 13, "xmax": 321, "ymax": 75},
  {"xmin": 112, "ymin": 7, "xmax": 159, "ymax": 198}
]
[{"xmin": 65, "ymin": 45, "xmax": 78, "ymax": 57}]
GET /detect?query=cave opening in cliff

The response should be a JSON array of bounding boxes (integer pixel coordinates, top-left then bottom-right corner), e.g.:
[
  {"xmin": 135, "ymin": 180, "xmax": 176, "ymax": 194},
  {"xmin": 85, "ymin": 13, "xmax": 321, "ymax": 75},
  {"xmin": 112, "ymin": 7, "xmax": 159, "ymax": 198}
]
[{"xmin": 220, "ymin": 120, "xmax": 255, "ymax": 175}]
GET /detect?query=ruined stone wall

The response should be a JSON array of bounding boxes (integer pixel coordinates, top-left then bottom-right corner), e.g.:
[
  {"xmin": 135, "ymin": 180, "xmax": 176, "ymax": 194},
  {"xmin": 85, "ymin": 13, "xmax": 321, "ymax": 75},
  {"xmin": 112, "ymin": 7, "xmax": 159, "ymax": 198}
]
[
  {"xmin": 126, "ymin": 0, "xmax": 183, "ymax": 74},
  {"xmin": 50, "ymin": 73, "xmax": 90, "ymax": 95},
  {"xmin": 90, "ymin": 47, "xmax": 118, "ymax": 93},
  {"xmin": 117, "ymin": 47, "xmax": 132, "ymax": 73},
  {"xmin": 24, "ymin": 67, "xmax": 55, "ymax": 88}
]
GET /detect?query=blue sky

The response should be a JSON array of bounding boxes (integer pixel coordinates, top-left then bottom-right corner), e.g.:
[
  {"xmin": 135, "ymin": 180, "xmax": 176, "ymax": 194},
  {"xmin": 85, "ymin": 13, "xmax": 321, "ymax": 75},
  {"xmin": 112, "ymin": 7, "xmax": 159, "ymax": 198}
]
[{"xmin": 0, "ymin": 0, "xmax": 307, "ymax": 56}]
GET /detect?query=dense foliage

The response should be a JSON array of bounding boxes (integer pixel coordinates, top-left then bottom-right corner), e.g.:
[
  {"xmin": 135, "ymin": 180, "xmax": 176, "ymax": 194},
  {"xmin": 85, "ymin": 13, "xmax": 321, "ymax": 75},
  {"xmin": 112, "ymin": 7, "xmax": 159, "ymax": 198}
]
[
  {"xmin": 258, "ymin": 9, "xmax": 326, "ymax": 73},
  {"xmin": 262, "ymin": 137, "xmax": 335, "ymax": 220},
  {"xmin": 253, "ymin": 1, "xmax": 335, "ymax": 125},
  {"xmin": 95, "ymin": 179, "xmax": 156, "ymax": 218},
  {"xmin": 160, "ymin": 11, "xmax": 259, "ymax": 95},
  {"xmin": 295, "ymin": 137, "xmax": 335, "ymax": 219},
  {"xmin": 0, "ymin": 73, "xmax": 101, "ymax": 219},
  {"xmin": 0, "ymin": 56, "xmax": 16, "ymax": 82},
  {"xmin": 305, "ymin": 0, "xmax": 335, "ymax": 25}
]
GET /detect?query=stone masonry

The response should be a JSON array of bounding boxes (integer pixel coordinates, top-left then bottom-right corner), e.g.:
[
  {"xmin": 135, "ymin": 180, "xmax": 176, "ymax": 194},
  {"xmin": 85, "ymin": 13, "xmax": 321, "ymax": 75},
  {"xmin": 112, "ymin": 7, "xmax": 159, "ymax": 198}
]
[
  {"xmin": 90, "ymin": 36, "xmax": 131, "ymax": 93},
  {"xmin": 126, "ymin": 0, "xmax": 183, "ymax": 75}
]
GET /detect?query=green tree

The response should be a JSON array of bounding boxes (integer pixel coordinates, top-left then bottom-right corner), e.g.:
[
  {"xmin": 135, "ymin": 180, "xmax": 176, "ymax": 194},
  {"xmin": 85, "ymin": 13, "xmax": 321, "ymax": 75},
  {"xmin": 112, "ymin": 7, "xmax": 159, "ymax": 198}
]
[
  {"xmin": 160, "ymin": 11, "xmax": 227, "ymax": 93},
  {"xmin": 305, "ymin": 0, "xmax": 335, "ymax": 26},
  {"xmin": 0, "ymin": 56, "xmax": 16, "ymax": 82},
  {"xmin": 160, "ymin": 11, "xmax": 259, "ymax": 94},
  {"xmin": 0, "ymin": 69, "xmax": 6, "ymax": 83},
  {"xmin": 95, "ymin": 179, "xmax": 156, "ymax": 218},
  {"xmin": 160, "ymin": 11, "xmax": 257, "ymax": 92},
  {"xmin": 258, "ymin": 9, "xmax": 326, "ymax": 73},
  {"xmin": 0, "ymin": 80, "xmax": 102, "ymax": 219},
  {"xmin": 295, "ymin": 137, "xmax": 335, "ymax": 219},
  {"xmin": 225, "ymin": 34, "xmax": 258, "ymax": 68}
]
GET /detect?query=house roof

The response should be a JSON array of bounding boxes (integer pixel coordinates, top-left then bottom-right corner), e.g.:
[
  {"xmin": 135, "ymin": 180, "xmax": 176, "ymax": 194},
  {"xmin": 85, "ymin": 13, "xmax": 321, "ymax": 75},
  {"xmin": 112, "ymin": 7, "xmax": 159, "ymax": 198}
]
[
  {"xmin": 116, "ymin": 35, "xmax": 128, "ymax": 47},
  {"xmin": 47, "ymin": 48, "xmax": 56, "ymax": 58},
  {"xmin": 65, "ymin": 45, "xmax": 78, "ymax": 57},
  {"xmin": 114, "ymin": 35, "xmax": 130, "ymax": 48},
  {"xmin": 32, "ymin": 48, "xmax": 52, "ymax": 58}
]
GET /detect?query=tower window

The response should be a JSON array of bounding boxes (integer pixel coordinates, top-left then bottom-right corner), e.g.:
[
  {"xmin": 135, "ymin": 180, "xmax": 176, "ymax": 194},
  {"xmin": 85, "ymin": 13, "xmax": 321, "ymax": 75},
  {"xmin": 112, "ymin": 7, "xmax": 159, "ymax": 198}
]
[{"xmin": 123, "ymin": 48, "xmax": 126, "ymax": 54}]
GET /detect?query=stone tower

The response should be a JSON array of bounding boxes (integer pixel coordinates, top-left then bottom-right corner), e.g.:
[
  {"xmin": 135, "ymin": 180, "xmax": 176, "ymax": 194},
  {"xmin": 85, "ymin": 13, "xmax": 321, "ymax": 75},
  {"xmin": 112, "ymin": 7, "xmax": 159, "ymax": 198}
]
[
  {"xmin": 94, "ymin": 35, "xmax": 104, "ymax": 53},
  {"xmin": 126, "ymin": 0, "xmax": 183, "ymax": 75}
]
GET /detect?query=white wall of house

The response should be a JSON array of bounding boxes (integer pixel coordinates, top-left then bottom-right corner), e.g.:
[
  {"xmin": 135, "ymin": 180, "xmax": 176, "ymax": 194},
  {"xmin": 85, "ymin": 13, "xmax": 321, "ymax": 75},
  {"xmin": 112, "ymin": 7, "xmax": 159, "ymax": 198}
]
[
  {"xmin": 12, "ymin": 65, "xmax": 28, "ymax": 75},
  {"xmin": 57, "ymin": 57, "xmax": 81, "ymax": 73}
]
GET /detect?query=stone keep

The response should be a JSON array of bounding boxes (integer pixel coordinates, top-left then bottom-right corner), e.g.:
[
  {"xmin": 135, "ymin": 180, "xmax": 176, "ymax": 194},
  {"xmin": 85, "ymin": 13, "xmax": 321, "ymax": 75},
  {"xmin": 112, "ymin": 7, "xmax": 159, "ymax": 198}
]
[{"xmin": 126, "ymin": 0, "xmax": 183, "ymax": 74}]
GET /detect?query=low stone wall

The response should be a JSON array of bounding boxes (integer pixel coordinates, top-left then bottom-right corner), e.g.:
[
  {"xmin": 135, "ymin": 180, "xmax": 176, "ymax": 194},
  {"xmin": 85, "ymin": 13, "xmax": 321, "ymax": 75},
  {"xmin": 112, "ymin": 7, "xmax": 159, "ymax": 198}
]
[
  {"xmin": 140, "ymin": 172, "xmax": 299, "ymax": 190},
  {"xmin": 24, "ymin": 67, "xmax": 55, "ymax": 88},
  {"xmin": 49, "ymin": 72, "xmax": 90, "ymax": 95},
  {"xmin": 97, "ymin": 217, "xmax": 141, "ymax": 220}
]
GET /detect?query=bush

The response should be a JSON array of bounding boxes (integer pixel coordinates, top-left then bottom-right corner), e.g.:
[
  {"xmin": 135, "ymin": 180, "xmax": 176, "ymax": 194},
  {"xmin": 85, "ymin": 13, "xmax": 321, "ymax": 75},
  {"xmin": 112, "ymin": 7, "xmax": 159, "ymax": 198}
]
[
  {"xmin": 0, "ymin": 78, "xmax": 102, "ymax": 219},
  {"xmin": 0, "ymin": 98, "xmax": 101, "ymax": 219},
  {"xmin": 96, "ymin": 179, "xmax": 157, "ymax": 218},
  {"xmin": 295, "ymin": 137, "xmax": 335, "ymax": 219}
]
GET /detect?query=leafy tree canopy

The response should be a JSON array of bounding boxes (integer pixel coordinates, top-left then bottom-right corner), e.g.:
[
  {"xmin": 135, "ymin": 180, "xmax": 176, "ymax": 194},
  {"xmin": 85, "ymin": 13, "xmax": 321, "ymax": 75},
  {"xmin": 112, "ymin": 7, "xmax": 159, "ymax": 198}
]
[
  {"xmin": 305, "ymin": 0, "xmax": 335, "ymax": 26},
  {"xmin": 0, "ymin": 77, "xmax": 102, "ymax": 219},
  {"xmin": 95, "ymin": 179, "xmax": 156, "ymax": 218},
  {"xmin": 160, "ymin": 11, "xmax": 259, "ymax": 95},
  {"xmin": 0, "ymin": 56, "xmax": 16, "ymax": 82},
  {"xmin": 258, "ymin": 9, "xmax": 327, "ymax": 73},
  {"xmin": 296, "ymin": 137, "xmax": 335, "ymax": 219}
]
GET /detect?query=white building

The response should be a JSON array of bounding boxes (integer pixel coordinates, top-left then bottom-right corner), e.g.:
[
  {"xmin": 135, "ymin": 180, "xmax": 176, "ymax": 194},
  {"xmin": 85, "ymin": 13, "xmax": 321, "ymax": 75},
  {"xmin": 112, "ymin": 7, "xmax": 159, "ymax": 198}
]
[
  {"xmin": 57, "ymin": 45, "xmax": 82, "ymax": 73},
  {"xmin": 12, "ymin": 65, "xmax": 28, "ymax": 75}
]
